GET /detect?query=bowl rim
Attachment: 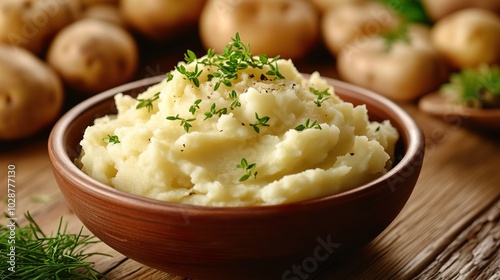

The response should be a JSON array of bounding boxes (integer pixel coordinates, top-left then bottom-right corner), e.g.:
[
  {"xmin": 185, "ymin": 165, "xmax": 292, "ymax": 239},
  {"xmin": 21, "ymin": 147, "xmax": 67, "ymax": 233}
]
[{"xmin": 49, "ymin": 74, "xmax": 424, "ymax": 214}]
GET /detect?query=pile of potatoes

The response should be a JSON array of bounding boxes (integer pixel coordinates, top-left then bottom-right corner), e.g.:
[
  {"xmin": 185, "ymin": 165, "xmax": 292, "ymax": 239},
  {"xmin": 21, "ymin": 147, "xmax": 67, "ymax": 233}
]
[
  {"xmin": 315, "ymin": 0, "xmax": 500, "ymax": 102},
  {"xmin": 197, "ymin": 0, "xmax": 499, "ymax": 102},
  {"xmin": 2, "ymin": 0, "xmax": 499, "ymax": 140},
  {"xmin": 0, "ymin": 0, "xmax": 206, "ymax": 140},
  {"xmin": 139, "ymin": 0, "xmax": 500, "ymax": 109}
]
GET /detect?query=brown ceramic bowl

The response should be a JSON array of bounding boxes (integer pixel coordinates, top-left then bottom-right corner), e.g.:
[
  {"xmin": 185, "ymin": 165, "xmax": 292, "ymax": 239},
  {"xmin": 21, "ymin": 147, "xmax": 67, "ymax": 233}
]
[{"xmin": 48, "ymin": 75, "xmax": 424, "ymax": 280}]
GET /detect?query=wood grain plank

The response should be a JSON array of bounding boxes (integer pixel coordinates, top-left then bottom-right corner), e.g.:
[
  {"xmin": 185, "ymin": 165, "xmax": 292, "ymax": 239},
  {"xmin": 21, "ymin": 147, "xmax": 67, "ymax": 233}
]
[
  {"xmin": 414, "ymin": 198, "xmax": 500, "ymax": 280},
  {"xmin": 104, "ymin": 258, "xmax": 188, "ymax": 280},
  {"xmin": 1, "ymin": 139, "xmax": 66, "ymax": 223},
  {"xmin": 318, "ymin": 109, "xmax": 500, "ymax": 279},
  {"xmin": 1, "ymin": 144, "xmax": 127, "ymax": 277}
]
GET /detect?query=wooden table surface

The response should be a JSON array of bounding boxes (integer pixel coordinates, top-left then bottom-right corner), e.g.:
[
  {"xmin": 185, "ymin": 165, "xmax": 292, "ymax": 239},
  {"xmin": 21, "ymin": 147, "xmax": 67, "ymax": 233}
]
[{"xmin": 1, "ymin": 33, "xmax": 499, "ymax": 280}]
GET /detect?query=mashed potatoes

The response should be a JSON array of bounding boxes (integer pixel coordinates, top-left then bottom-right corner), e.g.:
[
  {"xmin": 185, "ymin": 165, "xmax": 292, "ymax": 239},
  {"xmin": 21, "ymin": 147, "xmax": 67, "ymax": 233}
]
[{"xmin": 78, "ymin": 44, "xmax": 398, "ymax": 206}]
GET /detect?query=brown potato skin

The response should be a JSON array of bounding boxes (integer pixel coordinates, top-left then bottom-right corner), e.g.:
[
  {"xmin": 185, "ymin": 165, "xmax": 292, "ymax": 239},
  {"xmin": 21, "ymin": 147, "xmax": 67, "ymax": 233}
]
[
  {"xmin": 120, "ymin": 0, "xmax": 205, "ymax": 40},
  {"xmin": 47, "ymin": 19, "xmax": 138, "ymax": 95},
  {"xmin": 321, "ymin": 2, "xmax": 400, "ymax": 56},
  {"xmin": 422, "ymin": 0, "xmax": 500, "ymax": 22},
  {"xmin": 431, "ymin": 8, "xmax": 500, "ymax": 69},
  {"xmin": 0, "ymin": 0, "xmax": 81, "ymax": 54},
  {"xmin": 79, "ymin": 0, "xmax": 118, "ymax": 8},
  {"xmin": 82, "ymin": 4, "xmax": 125, "ymax": 27},
  {"xmin": 199, "ymin": 0, "xmax": 319, "ymax": 60},
  {"xmin": 310, "ymin": 0, "xmax": 364, "ymax": 12},
  {"xmin": 337, "ymin": 25, "xmax": 449, "ymax": 101},
  {"xmin": 0, "ymin": 45, "xmax": 64, "ymax": 140}
]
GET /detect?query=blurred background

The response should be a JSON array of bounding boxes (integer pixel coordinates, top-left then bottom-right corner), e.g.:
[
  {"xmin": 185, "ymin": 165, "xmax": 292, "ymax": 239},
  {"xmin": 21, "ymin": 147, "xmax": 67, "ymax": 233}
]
[{"xmin": 1, "ymin": 0, "xmax": 499, "ymax": 142}]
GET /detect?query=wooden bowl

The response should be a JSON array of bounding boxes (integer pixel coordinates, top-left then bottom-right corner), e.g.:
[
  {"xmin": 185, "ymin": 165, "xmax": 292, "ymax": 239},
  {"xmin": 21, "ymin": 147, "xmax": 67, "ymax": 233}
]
[
  {"xmin": 419, "ymin": 91, "xmax": 500, "ymax": 130},
  {"xmin": 48, "ymin": 75, "xmax": 424, "ymax": 280}
]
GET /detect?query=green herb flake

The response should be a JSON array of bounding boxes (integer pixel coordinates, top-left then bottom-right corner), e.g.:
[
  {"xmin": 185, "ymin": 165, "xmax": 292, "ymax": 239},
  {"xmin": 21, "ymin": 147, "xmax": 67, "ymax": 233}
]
[
  {"xmin": 166, "ymin": 71, "xmax": 174, "ymax": 82},
  {"xmin": 184, "ymin": 49, "xmax": 198, "ymax": 63}
]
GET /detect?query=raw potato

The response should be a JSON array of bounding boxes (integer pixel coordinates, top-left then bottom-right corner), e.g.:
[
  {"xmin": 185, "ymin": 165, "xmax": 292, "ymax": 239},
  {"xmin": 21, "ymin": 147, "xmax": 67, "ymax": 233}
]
[
  {"xmin": 0, "ymin": 0, "xmax": 81, "ymax": 54},
  {"xmin": 431, "ymin": 8, "xmax": 500, "ymax": 69},
  {"xmin": 82, "ymin": 4, "xmax": 125, "ymax": 26},
  {"xmin": 322, "ymin": 2, "xmax": 400, "ymax": 56},
  {"xmin": 338, "ymin": 25, "xmax": 449, "ymax": 101},
  {"xmin": 309, "ymin": 0, "xmax": 364, "ymax": 12},
  {"xmin": 120, "ymin": 0, "xmax": 205, "ymax": 40},
  {"xmin": 0, "ymin": 45, "xmax": 64, "ymax": 140},
  {"xmin": 422, "ymin": 0, "xmax": 500, "ymax": 22},
  {"xmin": 80, "ymin": 0, "xmax": 118, "ymax": 8},
  {"xmin": 200, "ymin": 0, "xmax": 319, "ymax": 60},
  {"xmin": 47, "ymin": 19, "xmax": 138, "ymax": 95}
]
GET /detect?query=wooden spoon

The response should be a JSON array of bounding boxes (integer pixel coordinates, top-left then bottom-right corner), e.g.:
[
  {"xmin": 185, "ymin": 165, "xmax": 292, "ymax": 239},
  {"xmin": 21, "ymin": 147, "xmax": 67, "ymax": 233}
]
[{"xmin": 419, "ymin": 91, "xmax": 500, "ymax": 130}]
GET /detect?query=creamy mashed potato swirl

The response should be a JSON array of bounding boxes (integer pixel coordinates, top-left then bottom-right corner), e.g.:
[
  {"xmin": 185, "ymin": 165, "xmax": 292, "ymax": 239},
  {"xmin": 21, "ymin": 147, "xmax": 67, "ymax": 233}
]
[{"xmin": 78, "ymin": 57, "xmax": 398, "ymax": 206}]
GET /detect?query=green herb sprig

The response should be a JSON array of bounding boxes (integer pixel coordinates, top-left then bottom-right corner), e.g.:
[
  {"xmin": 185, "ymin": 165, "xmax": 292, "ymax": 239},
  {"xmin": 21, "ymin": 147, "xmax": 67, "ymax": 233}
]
[
  {"xmin": 166, "ymin": 114, "xmax": 196, "ymax": 132},
  {"xmin": 295, "ymin": 118, "xmax": 322, "ymax": 131},
  {"xmin": 310, "ymin": 87, "xmax": 332, "ymax": 107},
  {"xmin": 229, "ymin": 90, "xmax": 241, "ymax": 110},
  {"xmin": 249, "ymin": 113, "xmax": 270, "ymax": 133},
  {"xmin": 136, "ymin": 92, "xmax": 160, "ymax": 112},
  {"xmin": 204, "ymin": 103, "xmax": 228, "ymax": 120},
  {"xmin": 236, "ymin": 158, "xmax": 258, "ymax": 182},
  {"xmin": 176, "ymin": 64, "xmax": 203, "ymax": 87},
  {"xmin": 189, "ymin": 99, "xmax": 202, "ymax": 115},
  {"xmin": 104, "ymin": 134, "xmax": 120, "ymax": 145},
  {"xmin": 442, "ymin": 65, "xmax": 500, "ymax": 108},
  {"xmin": 179, "ymin": 33, "xmax": 285, "ymax": 91},
  {"xmin": 0, "ymin": 212, "xmax": 110, "ymax": 280}
]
